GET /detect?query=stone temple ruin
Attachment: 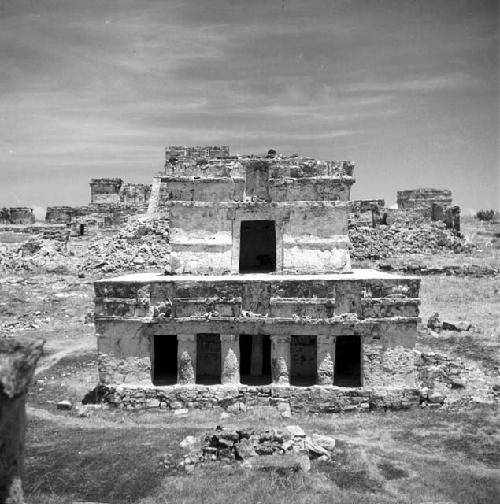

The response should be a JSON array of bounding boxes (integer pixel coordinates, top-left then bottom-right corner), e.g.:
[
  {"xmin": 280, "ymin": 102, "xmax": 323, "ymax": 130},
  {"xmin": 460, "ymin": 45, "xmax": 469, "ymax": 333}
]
[{"xmin": 93, "ymin": 147, "xmax": 422, "ymax": 412}]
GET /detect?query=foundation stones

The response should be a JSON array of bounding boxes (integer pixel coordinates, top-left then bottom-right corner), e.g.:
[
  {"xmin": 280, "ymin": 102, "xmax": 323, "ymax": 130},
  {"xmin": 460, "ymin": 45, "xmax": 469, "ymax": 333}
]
[
  {"xmin": 0, "ymin": 336, "xmax": 44, "ymax": 504},
  {"xmin": 177, "ymin": 424, "xmax": 335, "ymax": 472}
]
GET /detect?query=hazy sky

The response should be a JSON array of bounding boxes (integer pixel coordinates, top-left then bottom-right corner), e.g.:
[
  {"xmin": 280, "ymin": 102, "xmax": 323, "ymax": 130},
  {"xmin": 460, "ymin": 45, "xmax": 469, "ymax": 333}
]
[{"xmin": 0, "ymin": 0, "xmax": 498, "ymax": 214}]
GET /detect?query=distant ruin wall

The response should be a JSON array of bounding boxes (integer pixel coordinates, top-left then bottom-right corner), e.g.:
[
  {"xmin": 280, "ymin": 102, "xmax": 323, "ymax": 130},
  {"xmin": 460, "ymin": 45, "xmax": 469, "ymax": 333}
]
[
  {"xmin": 90, "ymin": 178, "xmax": 123, "ymax": 204},
  {"xmin": 165, "ymin": 145, "xmax": 230, "ymax": 161},
  {"xmin": 0, "ymin": 208, "xmax": 35, "ymax": 225},
  {"xmin": 45, "ymin": 204, "xmax": 147, "ymax": 228},
  {"xmin": 397, "ymin": 189, "xmax": 452, "ymax": 210}
]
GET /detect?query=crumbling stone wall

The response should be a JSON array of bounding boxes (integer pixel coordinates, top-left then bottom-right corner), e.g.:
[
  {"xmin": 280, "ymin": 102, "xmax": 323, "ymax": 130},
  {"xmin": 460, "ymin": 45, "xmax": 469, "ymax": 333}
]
[
  {"xmin": 165, "ymin": 145, "xmax": 230, "ymax": 161},
  {"xmin": 349, "ymin": 200, "xmax": 385, "ymax": 228},
  {"xmin": 397, "ymin": 189, "xmax": 452, "ymax": 210},
  {"xmin": 0, "ymin": 208, "xmax": 35, "ymax": 225},
  {"xmin": 0, "ymin": 337, "xmax": 44, "ymax": 504},
  {"xmin": 119, "ymin": 183, "xmax": 151, "ymax": 205},
  {"xmin": 393, "ymin": 189, "xmax": 459, "ymax": 232}
]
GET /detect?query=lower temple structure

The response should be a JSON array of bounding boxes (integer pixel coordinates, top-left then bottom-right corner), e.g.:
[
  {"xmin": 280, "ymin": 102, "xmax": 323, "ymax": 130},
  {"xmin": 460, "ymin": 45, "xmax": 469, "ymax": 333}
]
[
  {"xmin": 94, "ymin": 271, "xmax": 421, "ymax": 411},
  {"xmin": 93, "ymin": 147, "xmax": 422, "ymax": 412}
]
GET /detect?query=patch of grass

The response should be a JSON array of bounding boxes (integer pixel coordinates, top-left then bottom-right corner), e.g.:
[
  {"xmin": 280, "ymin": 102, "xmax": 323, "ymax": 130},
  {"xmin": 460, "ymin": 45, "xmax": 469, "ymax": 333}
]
[
  {"xmin": 25, "ymin": 417, "xmax": 194, "ymax": 504},
  {"xmin": 418, "ymin": 276, "xmax": 500, "ymax": 370},
  {"xmin": 376, "ymin": 461, "xmax": 408, "ymax": 480},
  {"xmin": 139, "ymin": 466, "xmax": 395, "ymax": 504},
  {"xmin": 393, "ymin": 406, "xmax": 500, "ymax": 467}
]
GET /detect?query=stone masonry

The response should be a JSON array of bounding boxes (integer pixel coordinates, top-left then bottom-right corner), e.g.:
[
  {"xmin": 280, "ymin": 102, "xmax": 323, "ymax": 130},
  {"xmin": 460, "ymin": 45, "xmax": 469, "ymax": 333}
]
[{"xmin": 93, "ymin": 148, "xmax": 422, "ymax": 412}]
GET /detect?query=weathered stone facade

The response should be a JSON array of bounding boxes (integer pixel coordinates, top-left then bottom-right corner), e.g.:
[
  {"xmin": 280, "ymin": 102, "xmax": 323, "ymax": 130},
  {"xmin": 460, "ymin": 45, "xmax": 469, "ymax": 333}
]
[
  {"xmin": 93, "ymin": 148, "xmax": 421, "ymax": 412},
  {"xmin": 396, "ymin": 188, "xmax": 459, "ymax": 232},
  {"xmin": 397, "ymin": 188, "xmax": 452, "ymax": 210}
]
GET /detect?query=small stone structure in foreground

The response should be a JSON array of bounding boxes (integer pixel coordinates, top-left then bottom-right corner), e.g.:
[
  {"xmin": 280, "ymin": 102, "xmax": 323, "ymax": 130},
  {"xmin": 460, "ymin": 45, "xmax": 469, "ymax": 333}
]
[
  {"xmin": 93, "ymin": 147, "xmax": 421, "ymax": 412},
  {"xmin": 0, "ymin": 337, "xmax": 44, "ymax": 504}
]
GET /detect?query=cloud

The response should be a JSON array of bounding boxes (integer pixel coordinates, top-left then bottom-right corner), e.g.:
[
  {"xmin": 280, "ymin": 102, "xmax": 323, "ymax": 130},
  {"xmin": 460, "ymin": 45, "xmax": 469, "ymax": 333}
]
[
  {"xmin": 0, "ymin": 0, "xmax": 497, "ymax": 210},
  {"xmin": 345, "ymin": 73, "xmax": 476, "ymax": 93}
]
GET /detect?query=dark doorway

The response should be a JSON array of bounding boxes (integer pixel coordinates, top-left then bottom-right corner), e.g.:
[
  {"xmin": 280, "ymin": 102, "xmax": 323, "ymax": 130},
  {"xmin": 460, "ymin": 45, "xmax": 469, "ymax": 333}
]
[
  {"xmin": 196, "ymin": 334, "xmax": 221, "ymax": 384},
  {"xmin": 334, "ymin": 336, "xmax": 361, "ymax": 387},
  {"xmin": 152, "ymin": 335, "xmax": 177, "ymax": 385},
  {"xmin": 79, "ymin": 224, "xmax": 85, "ymax": 236},
  {"xmin": 290, "ymin": 335, "xmax": 317, "ymax": 386},
  {"xmin": 239, "ymin": 220, "xmax": 276, "ymax": 273},
  {"xmin": 239, "ymin": 334, "xmax": 271, "ymax": 385}
]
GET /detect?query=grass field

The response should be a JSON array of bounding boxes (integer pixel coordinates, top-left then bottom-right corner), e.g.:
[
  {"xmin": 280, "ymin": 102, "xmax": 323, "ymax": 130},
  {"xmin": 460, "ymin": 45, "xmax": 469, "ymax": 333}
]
[{"xmin": 3, "ymin": 218, "xmax": 499, "ymax": 504}]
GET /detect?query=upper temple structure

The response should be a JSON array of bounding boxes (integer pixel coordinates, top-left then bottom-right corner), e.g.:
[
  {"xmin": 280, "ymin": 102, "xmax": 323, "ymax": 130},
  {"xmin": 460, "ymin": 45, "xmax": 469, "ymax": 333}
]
[{"xmin": 93, "ymin": 146, "xmax": 422, "ymax": 412}]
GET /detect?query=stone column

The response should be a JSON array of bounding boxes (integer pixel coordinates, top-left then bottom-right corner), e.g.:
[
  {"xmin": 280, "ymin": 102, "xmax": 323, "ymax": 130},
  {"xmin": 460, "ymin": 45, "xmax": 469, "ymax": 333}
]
[
  {"xmin": 0, "ymin": 337, "xmax": 44, "ymax": 504},
  {"xmin": 250, "ymin": 334, "xmax": 264, "ymax": 376},
  {"xmin": 177, "ymin": 334, "xmax": 196, "ymax": 385},
  {"xmin": 317, "ymin": 335, "xmax": 335, "ymax": 385},
  {"xmin": 220, "ymin": 334, "xmax": 240, "ymax": 385},
  {"xmin": 270, "ymin": 334, "xmax": 291, "ymax": 385}
]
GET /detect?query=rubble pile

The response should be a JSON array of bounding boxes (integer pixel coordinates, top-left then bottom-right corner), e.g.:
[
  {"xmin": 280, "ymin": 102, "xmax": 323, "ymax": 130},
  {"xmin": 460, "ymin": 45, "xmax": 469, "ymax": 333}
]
[
  {"xmin": 0, "ymin": 238, "xmax": 77, "ymax": 274},
  {"xmin": 82, "ymin": 217, "xmax": 169, "ymax": 274},
  {"xmin": 0, "ymin": 312, "xmax": 51, "ymax": 335},
  {"xmin": 417, "ymin": 351, "xmax": 499, "ymax": 406},
  {"xmin": 349, "ymin": 222, "xmax": 472, "ymax": 261},
  {"xmin": 379, "ymin": 262, "xmax": 498, "ymax": 277},
  {"xmin": 172, "ymin": 425, "xmax": 335, "ymax": 472}
]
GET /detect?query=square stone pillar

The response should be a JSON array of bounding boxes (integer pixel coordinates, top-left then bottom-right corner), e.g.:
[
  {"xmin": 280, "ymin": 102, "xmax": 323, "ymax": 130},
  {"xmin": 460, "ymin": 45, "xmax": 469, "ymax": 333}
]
[
  {"xmin": 317, "ymin": 335, "xmax": 335, "ymax": 385},
  {"xmin": 177, "ymin": 334, "xmax": 196, "ymax": 385},
  {"xmin": 220, "ymin": 334, "xmax": 240, "ymax": 385},
  {"xmin": 270, "ymin": 334, "xmax": 291, "ymax": 385},
  {"xmin": 250, "ymin": 334, "xmax": 264, "ymax": 376}
]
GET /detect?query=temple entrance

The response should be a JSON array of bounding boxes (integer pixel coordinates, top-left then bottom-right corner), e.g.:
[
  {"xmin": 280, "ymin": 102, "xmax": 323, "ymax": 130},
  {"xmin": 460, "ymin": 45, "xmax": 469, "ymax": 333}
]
[
  {"xmin": 239, "ymin": 334, "xmax": 271, "ymax": 385},
  {"xmin": 196, "ymin": 333, "xmax": 221, "ymax": 384},
  {"xmin": 334, "ymin": 335, "xmax": 362, "ymax": 387},
  {"xmin": 290, "ymin": 335, "xmax": 317, "ymax": 386},
  {"xmin": 152, "ymin": 335, "xmax": 177, "ymax": 385},
  {"xmin": 239, "ymin": 220, "xmax": 276, "ymax": 273}
]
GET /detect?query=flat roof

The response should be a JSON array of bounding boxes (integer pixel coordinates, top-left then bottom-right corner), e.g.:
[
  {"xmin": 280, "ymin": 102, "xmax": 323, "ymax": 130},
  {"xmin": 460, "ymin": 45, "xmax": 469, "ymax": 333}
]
[{"xmin": 96, "ymin": 269, "xmax": 416, "ymax": 284}]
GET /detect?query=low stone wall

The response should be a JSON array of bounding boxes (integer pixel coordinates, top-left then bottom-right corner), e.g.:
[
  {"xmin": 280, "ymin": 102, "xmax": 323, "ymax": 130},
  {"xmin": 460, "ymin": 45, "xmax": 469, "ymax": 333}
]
[{"xmin": 91, "ymin": 384, "xmax": 420, "ymax": 412}]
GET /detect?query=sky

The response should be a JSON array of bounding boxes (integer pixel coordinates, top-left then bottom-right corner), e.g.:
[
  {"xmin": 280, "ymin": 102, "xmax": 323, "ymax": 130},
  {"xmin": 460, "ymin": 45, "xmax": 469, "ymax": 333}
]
[{"xmin": 0, "ymin": 0, "xmax": 498, "ymax": 216}]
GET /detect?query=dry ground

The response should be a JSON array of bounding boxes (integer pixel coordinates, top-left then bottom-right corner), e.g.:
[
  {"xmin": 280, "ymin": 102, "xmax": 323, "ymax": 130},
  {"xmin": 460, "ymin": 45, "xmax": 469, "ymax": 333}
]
[{"xmin": 1, "ymin": 217, "xmax": 499, "ymax": 504}]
